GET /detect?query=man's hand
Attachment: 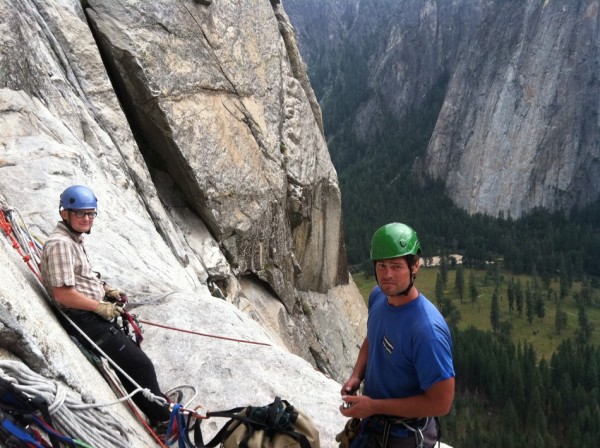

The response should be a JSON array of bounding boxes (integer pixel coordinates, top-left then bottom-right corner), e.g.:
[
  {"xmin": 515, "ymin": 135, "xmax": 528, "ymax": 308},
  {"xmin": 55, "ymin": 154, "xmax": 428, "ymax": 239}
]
[
  {"xmin": 339, "ymin": 394, "xmax": 374, "ymax": 419},
  {"xmin": 340, "ymin": 377, "xmax": 362, "ymax": 396},
  {"xmin": 94, "ymin": 301, "xmax": 123, "ymax": 320},
  {"xmin": 105, "ymin": 288, "xmax": 121, "ymax": 301},
  {"xmin": 104, "ymin": 288, "xmax": 128, "ymax": 304}
]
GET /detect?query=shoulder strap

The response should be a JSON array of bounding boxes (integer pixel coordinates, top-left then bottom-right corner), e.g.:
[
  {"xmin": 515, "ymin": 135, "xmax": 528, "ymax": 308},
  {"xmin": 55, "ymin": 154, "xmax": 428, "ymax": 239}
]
[
  {"xmin": 191, "ymin": 400, "xmax": 314, "ymax": 448},
  {"xmin": 191, "ymin": 407, "xmax": 246, "ymax": 447}
]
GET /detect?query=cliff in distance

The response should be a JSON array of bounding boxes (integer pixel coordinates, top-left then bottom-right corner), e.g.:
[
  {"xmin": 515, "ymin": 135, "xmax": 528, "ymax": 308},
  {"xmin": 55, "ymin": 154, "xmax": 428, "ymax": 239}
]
[{"xmin": 286, "ymin": 0, "xmax": 600, "ymax": 218}]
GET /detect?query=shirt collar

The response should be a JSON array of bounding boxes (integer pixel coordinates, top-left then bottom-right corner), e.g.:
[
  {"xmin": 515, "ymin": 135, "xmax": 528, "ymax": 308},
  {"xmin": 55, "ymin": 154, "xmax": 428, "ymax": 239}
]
[{"xmin": 57, "ymin": 221, "xmax": 85, "ymax": 243}]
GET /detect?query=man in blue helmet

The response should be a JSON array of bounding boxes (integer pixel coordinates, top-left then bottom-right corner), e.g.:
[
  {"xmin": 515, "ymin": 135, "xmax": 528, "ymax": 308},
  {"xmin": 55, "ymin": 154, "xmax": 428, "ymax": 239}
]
[
  {"xmin": 339, "ymin": 223, "xmax": 455, "ymax": 448},
  {"xmin": 40, "ymin": 185, "xmax": 172, "ymax": 432}
]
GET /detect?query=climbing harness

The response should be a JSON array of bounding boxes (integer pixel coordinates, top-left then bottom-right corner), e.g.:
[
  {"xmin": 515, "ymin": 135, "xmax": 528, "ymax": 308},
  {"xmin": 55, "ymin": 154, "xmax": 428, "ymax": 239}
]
[
  {"xmin": 391, "ymin": 418, "xmax": 426, "ymax": 448},
  {"xmin": 370, "ymin": 415, "xmax": 439, "ymax": 448}
]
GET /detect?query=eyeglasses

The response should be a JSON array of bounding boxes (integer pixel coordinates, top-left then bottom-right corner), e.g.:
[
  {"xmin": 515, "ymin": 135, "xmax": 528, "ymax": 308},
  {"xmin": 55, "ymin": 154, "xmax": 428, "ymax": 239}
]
[{"xmin": 70, "ymin": 211, "xmax": 97, "ymax": 219}]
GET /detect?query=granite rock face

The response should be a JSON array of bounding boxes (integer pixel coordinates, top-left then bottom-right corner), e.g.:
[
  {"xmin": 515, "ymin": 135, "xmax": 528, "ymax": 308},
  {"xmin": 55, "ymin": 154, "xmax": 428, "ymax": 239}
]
[
  {"xmin": 426, "ymin": 0, "xmax": 600, "ymax": 217},
  {"xmin": 286, "ymin": 0, "xmax": 493, "ymax": 145},
  {"xmin": 287, "ymin": 0, "xmax": 600, "ymax": 218},
  {"xmin": 84, "ymin": 0, "xmax": 348, "ymax": 307},
  {"xmin": 0, "ymin": 0, "xmax": 367, "ymax": 446}
]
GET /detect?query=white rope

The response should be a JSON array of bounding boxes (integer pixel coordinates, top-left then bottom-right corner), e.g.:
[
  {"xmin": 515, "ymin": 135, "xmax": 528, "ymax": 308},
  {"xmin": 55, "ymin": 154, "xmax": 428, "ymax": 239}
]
[
  {"xmin": 2, "ymin": 206, "xmax": 44, "ymax": 276},
  {"xmin": 59, "ymin": 312, "xmax": 168, "ymax": 410},
  {"xmin": 0, "ymin": 360, "xmax": 130, "ymax": 448}
]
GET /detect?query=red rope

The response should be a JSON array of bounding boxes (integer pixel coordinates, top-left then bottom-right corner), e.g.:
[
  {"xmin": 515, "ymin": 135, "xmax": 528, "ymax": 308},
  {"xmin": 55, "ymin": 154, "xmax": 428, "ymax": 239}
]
[
  {"xmin": 0, "ymin": 208, "xmax": 11, "ymax": 234},
  {"xmin": 0, "ymin": 208, "xmax": 42, "ymax": 282},
  {"xmin": 138, "ymin": 319, "xmax": 271, "ymax": 347}
]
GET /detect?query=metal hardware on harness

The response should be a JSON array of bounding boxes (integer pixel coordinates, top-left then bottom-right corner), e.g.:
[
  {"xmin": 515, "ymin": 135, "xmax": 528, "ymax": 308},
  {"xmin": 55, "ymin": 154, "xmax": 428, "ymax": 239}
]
[
  {"xmin": 381, "ymin": 417, "xmax": 429, "ymax": 448},
  {"xmin": 397, "ymin": 418, "xmax": 428, "ymax": 448}
]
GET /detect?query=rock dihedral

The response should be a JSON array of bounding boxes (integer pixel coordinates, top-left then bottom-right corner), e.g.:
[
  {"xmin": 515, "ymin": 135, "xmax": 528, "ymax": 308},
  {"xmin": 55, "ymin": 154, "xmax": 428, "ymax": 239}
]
[
  {"xmin": 0, "ymin": 0, "xmax": 366, "ymax": 446},
  {"xmin": 84, "ymin": 0, "xmax": 348, "ymax": 305},
  {"xmin": 426, "ymin": 0, "xmax": 600, "ymax": 218}
]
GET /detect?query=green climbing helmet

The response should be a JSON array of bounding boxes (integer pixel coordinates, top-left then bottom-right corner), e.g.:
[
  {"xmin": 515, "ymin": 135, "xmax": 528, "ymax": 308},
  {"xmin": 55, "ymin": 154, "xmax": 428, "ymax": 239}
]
[{"xmin": 370, "ymin": 222, "xmax": 421, "ymax": 261}]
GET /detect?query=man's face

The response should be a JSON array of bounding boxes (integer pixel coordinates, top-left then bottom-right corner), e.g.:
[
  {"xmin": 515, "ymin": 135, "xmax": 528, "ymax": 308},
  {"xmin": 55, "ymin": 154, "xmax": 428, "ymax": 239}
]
[
  {"xmin": 60, "ymin": 208, "xmax": 96, "ymax": 233},
  {"xmin": 374, "ymin": 256, "xmax": 419, "ymax": 296}
]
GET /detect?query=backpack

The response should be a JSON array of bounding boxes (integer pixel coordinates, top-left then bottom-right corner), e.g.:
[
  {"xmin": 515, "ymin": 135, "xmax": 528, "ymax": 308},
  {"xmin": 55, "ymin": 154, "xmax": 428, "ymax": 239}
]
[
  {"xmin": 191, "ymin": 397, "xmax": 320, "ymax": 448},
  {"xmin": 0, "ymin": 376, "xmax": 65, "ymax": 448}
]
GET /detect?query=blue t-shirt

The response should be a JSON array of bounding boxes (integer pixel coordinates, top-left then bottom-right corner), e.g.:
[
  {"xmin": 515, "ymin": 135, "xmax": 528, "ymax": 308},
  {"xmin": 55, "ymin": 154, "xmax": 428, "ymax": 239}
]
[{"xmin": 364, "ymin": 287, "xmax": 454, "ymax": 401}]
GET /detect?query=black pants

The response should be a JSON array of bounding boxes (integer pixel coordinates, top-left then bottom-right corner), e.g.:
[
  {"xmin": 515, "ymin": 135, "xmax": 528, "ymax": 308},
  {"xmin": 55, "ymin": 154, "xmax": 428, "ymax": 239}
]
[{"xmin": 66, "ymin": 311, "xmax": 171, "ymax": 424}]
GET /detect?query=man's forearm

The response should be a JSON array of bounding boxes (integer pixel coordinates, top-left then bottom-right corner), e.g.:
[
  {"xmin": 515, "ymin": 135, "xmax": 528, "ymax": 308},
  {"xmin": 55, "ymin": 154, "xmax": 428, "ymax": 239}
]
[
  {"xmin": 368, "ymin": 377, "xmax": 455, "ymax": 418},
  {"xmin": 351, "ymin": 338, "xmax": 369, "ymax": 381},
  {"xmin": 52, "ymin": 286, "xmax": 100, "ymax": 311}
]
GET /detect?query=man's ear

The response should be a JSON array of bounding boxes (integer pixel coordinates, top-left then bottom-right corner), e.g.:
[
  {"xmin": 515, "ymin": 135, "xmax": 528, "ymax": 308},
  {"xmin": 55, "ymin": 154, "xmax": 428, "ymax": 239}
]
[
  {"xmin": 413, "ymin": 257, "xmax": 421, "ymax": 274},
  {"xmin": 59, "ymin": 209, "xmax": 69, "ymax": 220}
]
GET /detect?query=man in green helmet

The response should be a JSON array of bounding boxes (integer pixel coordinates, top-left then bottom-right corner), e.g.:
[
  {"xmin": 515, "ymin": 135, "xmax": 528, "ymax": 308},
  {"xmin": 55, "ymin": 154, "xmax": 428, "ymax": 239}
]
[{"xmin": 339, "ymin": 223, "xmax": 455, "ymax": 448}]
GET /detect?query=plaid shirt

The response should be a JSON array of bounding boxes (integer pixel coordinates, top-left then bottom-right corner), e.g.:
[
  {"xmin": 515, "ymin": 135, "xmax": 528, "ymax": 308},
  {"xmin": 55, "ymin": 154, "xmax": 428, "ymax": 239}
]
[{"xmin": 41, "ymin": 221, "xmax": 105, "ymax": 305}]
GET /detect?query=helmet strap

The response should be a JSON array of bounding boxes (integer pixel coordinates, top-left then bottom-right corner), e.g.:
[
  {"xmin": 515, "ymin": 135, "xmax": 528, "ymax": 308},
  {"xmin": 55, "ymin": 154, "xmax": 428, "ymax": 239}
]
[{"xmin": 391, "ymin": 268, "xmax": 415, "ymax": 296}]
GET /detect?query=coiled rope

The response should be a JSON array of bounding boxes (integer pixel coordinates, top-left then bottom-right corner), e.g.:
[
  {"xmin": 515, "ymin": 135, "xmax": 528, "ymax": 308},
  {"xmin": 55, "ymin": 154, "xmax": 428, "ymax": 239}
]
[{"xmin": 0, "ymin": 360, "xmax": 129, "ymax": 448}]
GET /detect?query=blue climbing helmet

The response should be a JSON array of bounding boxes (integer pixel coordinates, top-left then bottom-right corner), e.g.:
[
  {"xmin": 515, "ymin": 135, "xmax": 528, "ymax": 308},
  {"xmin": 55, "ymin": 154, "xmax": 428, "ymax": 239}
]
[{"xmin": 59, "ymin": 185, "xmax": 97, "ymax": 210}]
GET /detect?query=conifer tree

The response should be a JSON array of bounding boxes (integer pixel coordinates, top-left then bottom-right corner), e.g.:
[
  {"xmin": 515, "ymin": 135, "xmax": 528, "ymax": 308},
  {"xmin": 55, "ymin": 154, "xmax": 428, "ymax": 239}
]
[
  {"xmin": 435, "ymin": 271, "xmax": 444, "ymax": 304},
  {"xmin": 507, "ymin": 361, "xmax": 526, "ymax": 412},
  {"xmin": 526, "ymin": 282, "xmax": 534, "ymax": 325},
  {"xmin": 559, "ymin": 255, "xmax": 569, "ymax": 299},
  {"xmin": 507, "ymin": 277, "xmax": 515, "ymax": 313},
  {"xmin": 554, "ymin": 304, "xmax": 567, "ymax": 335},
  {"xmin": 493, "ymin": 261, "xmax": 502, "ymax": 288},
  {"xmin": 439, "ymin": 252, "xmax": 448, "ymax": 287},
  {"xmin": 580, "ymin": 275, "xmax": 593, "ymax": 306},
  {"xmin": 455, "ymin": 263, "xmax": 465, "ymax": 303},
  {"xmin": 577, "ymin": 304, "xmax": 593, "ymax": 344},
  {"xmin": 490, "ymin": 286, "xmax": 500, "ymax": 332},
  {"xmin": 469, "ymin": 269, "xmax": 478, "ymax": 306},
  {"xmin": 515, "ymin": 278, "xmax": 524, "ymax": 316},
  {"xmin": 534, "ymin": 289, "xmax": 545, "ymax": 321}
]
